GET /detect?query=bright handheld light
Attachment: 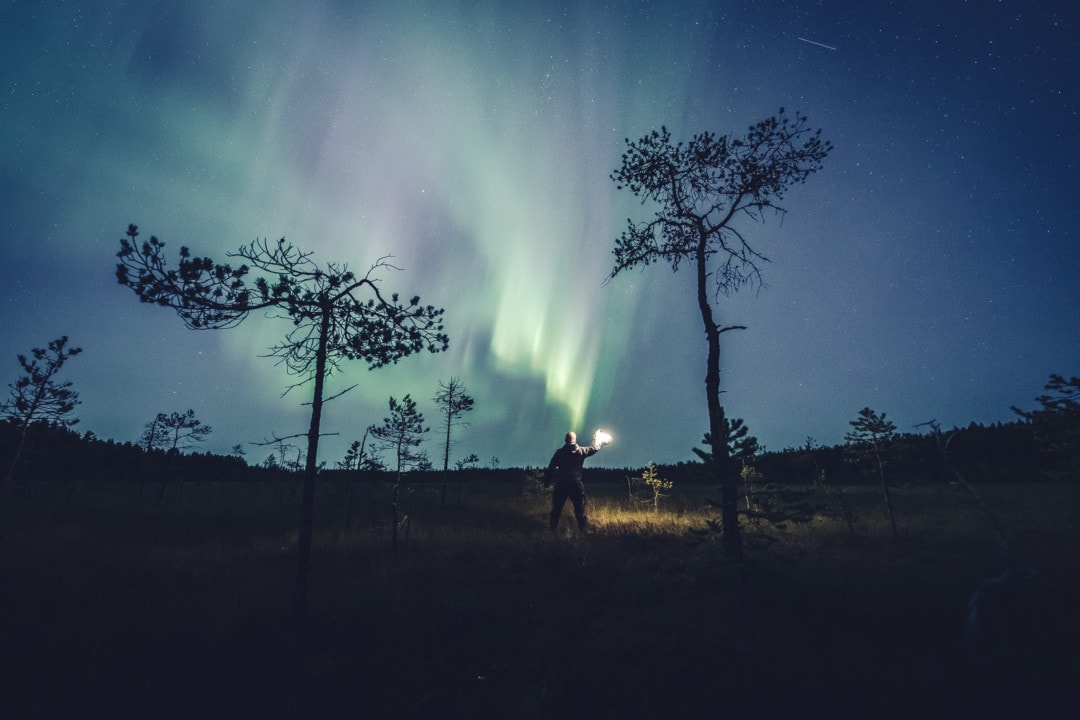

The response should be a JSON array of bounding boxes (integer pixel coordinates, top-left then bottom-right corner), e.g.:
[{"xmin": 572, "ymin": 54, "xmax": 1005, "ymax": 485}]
[{"xmin": 594, "ymin": 429, "xmax": 612, "ymax": 447}]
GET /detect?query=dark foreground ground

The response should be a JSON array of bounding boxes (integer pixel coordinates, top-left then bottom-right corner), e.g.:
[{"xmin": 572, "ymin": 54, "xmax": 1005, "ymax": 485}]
[{"xmin": 1, "ymin": 480, "xmax": 1078, "ymax": 719}]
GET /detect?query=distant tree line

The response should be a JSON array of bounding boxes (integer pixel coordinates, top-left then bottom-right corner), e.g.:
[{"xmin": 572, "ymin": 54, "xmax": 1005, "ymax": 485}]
[
  {"xmin": 0, "ymin": 347, "xmax": 1074, "ymax": 494},
  {"xmin": 0, "ymin": 421, "xmax": 262, "ymax": 489},
  {"xmin": 712, "ymin": 420, "xmax": 1044, "ymax": 487},
  {"xmin": 0, "ymin": 414, "xmax": 1066, "ymax": 493},
  {"xmin": 0, "ymin": 341, "xmax": 1072, "ymax": 493}
]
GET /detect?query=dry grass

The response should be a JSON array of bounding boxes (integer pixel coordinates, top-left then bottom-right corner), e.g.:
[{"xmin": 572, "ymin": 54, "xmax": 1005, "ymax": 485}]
[{"xmin": 1, "ymin": 478, "xmax": 1078, "ymax": 719}]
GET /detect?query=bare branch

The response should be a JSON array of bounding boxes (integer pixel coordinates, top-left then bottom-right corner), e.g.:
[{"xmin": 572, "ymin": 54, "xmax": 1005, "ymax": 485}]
[
  {"xmin": 251, "ymin": 430, "xmax": 339, "ymax": 447},
  {"xmin": 306, "ymin": 384, "xmax": 358, "ymax": 405}
]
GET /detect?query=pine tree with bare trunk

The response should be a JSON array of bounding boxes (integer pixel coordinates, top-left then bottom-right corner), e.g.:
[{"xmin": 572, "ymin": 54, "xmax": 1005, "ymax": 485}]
[
  {"xmin": 433, "ymin": 377, "xmax": 474, "ymax": 508},
  {"xmin": 141, "ymin": 409, "xmax": 212, "ymax": 452},
  {"xmin": 116, "ymin": 225, "xmax": 447, "ymax": 622},
  {"xmin": 608, "ymin": 109, "xmax": 832, "ymax": 554},
  {"xmin": 370, "ymin": 394, "xmax": 429, "ymax": 551},
  {"xmin": 845, "ymin": 407, "xmax": 900, "ymax": 539},
  {"xmin": 1, "ymin": 336, "xmax": 82, "ymax": 494}
]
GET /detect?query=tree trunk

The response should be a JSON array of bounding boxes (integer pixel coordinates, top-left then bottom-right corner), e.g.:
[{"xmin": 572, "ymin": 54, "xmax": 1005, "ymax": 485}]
[
  {"xmin": 391, "ymin": 439, "xmax": 405, "ymax": 552},
  {"xmin": 837, "ymin": 489, "xmax": 857, "ymax": 538},
  {"xmin": 293, "ymin": 305, "xmax": 331, "ymax": 623},
  {"xmin": 391, "ymin": 476, "xmax": 400, "ymax": 552},
  {"xmin": 873, "ymin": 440, "xmax": 899, "ymax": 539},
  {"xmin": 2, "ymin": 379, "xmax": 49, "ymax": 494},
  {"xmin": 696, "ymin": 232, "xmax": 740, "ymax": 555},
  {"xmin": 441, "ymin": 402, "xmax": 451, "ymax": 508},
  {"xmin": 2, "ymin": 421, "xmax": 32, "ymax": 494}
]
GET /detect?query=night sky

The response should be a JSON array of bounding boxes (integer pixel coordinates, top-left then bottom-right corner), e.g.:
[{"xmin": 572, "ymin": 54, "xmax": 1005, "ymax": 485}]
[{"xmin": 2, "ymin": 1, "xmax": 1077, "ymax": 470}]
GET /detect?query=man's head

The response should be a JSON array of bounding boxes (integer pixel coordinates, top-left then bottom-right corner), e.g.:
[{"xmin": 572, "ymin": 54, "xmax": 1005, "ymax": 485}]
[{"xmin": 565, "ymin": 431, "xmax": 577, "ymax": 445}]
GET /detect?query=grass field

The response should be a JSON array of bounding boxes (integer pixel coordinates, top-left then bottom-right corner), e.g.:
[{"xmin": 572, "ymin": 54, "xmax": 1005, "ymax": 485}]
[{"xmin": 1, "ymin": 477, "xmax": 1077, "ymax": 718}]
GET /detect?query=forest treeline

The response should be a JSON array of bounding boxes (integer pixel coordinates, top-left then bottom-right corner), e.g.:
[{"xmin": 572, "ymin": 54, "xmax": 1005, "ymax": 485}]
[{"xmin": 0, "ymin": 416, "xmax": 1062, "ymax": 490}]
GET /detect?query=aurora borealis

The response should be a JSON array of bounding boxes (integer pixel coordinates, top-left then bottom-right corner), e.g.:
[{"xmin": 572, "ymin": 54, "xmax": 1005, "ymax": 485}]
[{"xmin": 2, "ymin": 1, "xmax": 1077, "ymax": 469}]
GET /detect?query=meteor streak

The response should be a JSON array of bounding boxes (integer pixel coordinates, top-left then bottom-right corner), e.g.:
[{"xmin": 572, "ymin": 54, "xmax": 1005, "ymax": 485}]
[{"xmin": 797, "ymin": 37, "xmax": 837, "ymax": 51}]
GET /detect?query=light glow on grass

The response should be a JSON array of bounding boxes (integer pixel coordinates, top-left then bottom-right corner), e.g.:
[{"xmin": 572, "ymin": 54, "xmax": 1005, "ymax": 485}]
[{"xmin": 587, "ymin": 502, "xmax": 706, "ymax": 536}]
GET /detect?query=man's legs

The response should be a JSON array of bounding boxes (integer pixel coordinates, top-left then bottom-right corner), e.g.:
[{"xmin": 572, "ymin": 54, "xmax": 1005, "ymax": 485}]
[
  {"xmin": 550, "ymin": 483, "xmax": 568, "ymax": 530},
  {"xmin": 568, "ymin": 480, "xmax": 588, "ymax": 530}
]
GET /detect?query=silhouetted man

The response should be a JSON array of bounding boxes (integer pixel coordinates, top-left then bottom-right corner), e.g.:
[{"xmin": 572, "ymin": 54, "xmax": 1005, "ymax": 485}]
[{"xmin": 545, "ymin": 431, "xmax": 600, "ymax": 531}]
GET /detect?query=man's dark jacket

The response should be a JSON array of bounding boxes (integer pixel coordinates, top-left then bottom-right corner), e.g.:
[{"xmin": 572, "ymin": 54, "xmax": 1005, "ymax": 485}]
[{"xmin": 546, "ymin": 442, "xmax": 599, "ymax": 485}]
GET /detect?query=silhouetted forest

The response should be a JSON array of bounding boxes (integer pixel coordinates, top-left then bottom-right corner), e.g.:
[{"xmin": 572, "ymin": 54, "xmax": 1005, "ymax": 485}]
[{"xmin": 0, "ymin": 416, "xmax": 1057, "ymax": 490}]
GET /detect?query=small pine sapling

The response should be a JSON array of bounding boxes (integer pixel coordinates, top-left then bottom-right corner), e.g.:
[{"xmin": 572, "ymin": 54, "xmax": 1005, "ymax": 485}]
[
  {"xmin": 845, "ymin": 407, "xmax": 899, "ymax": 539},
  {"xmin": 740, "ymin": 461, "xmax": 764, "ymax": 511},
  {"xmin": 642, "ymin": 462, "xmax": 673, "ymax": 512}
]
